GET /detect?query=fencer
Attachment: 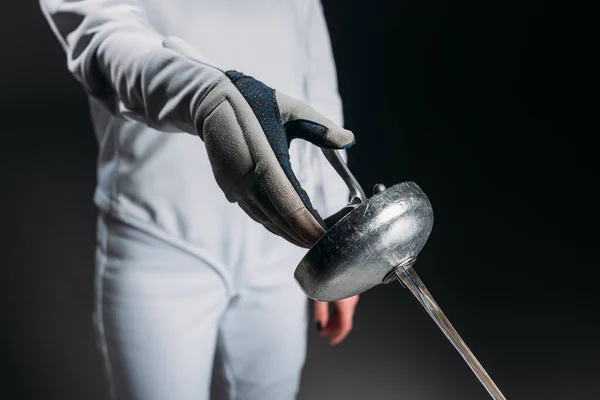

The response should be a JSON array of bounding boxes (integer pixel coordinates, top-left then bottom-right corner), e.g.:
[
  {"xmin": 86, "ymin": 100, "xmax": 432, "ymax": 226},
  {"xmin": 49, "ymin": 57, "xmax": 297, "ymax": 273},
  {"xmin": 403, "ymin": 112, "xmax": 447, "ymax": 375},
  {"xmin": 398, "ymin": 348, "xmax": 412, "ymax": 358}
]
[{"xmin": 40, "ymin": 0, "xmax": 360, "ymax": 399}]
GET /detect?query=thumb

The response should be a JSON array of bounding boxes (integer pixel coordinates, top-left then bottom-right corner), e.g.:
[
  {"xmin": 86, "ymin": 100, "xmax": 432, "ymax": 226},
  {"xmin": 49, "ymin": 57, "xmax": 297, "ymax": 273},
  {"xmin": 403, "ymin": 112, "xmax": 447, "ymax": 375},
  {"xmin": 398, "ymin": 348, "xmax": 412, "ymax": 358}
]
[
  {"xmin": 276, "ymin": 92, "xmax": 355, "ymax": 149},
  {"xmin": 314, "ymin": 301, "xmax": 330, "ymax": 332}
]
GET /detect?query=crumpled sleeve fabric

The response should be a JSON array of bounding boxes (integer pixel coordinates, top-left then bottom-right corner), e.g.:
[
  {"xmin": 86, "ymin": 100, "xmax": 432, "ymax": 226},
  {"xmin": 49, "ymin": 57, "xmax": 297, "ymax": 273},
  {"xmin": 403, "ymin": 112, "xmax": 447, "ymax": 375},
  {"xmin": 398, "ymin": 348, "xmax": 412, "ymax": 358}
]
[{"xmin": 39, "ymin": 0, "xmax": 223, "ymax": 134}]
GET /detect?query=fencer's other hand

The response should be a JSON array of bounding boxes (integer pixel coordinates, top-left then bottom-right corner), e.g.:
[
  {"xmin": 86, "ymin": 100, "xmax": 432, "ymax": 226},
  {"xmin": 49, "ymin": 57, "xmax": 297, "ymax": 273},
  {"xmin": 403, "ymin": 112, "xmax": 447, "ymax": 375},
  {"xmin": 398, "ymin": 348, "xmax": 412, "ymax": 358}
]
[
  {"xmin": 164, "ymin": 37, "xmax": 355, "ymax": 248},
  {"xmin": 314, "ymin": 295, "xmax": 360, "ymax": 346}
]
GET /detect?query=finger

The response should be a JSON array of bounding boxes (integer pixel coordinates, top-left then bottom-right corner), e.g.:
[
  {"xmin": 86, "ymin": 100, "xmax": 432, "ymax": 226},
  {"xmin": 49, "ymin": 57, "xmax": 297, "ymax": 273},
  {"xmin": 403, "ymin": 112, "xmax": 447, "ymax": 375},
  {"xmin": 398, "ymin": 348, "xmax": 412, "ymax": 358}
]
[
  {"xmin": 314, "ymin": 301, "xmax": 330, "ymax": 333},
  {"xmin": 218, "ymin": 78, "xmax": 326, "ymax": 246},
  {"xmin": 319, "ymin": 309, "xmax": 338, "ymax": 337},
  {"xmin": 285, "ymin": 119, "xmax": 355, "ymax": 150},
  {"xmin": 239, "ymin": 200, "xmax": 306, "ymax": 247},
  {"xmin": 321, "ymin": 297, "xmax": 359, "ymax": 345},
  {"xmin": 276, "ymin": 91, "xmax": 355, "ymax": 149},
  {"xmin": 238, "ymin": 199, "xmax": 288, "ymax": 240},
  {"xmin": 264, "ymin": 221, "xmax": 305, "ymax": 248},
  {"xmin": 257, "ymin": 166, "xmax": 326, "ymax": 245},
  {"xmin": 238, "ymin": 199, "xmax": 265, "ymax": 224},
  {"xmin": 234, "ymin": 165, "xmax": 313, "ymax": 247},
  {"xmin": 247, "ymin": 188, "xmax": 313, "ymax": 248},
  {"xmin": 328, "ymin": 305, "xmax": 355, "ymax": 346}
]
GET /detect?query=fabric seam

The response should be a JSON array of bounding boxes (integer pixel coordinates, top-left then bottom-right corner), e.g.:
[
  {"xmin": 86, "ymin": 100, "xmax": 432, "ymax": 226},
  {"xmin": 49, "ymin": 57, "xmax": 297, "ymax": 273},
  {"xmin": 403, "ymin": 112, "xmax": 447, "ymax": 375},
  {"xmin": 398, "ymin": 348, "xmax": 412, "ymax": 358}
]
[
  {"xmin": 95, "ymin": 217, "xmax": 116, "ymax": 400},
  {"xmin": 217, "ymin": 330, "xmax": 238, "ymax": 400},
  {"xmin": 94, "ymin": 199, "xmax": 233, "ymax": 295}
]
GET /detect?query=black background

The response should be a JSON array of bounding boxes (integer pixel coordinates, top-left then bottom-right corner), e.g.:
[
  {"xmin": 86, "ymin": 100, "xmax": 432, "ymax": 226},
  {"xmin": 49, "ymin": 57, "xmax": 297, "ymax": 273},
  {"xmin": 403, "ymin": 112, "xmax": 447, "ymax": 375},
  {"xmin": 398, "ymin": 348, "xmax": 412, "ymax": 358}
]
[{"xmin": 1, "ymin": 1, "xmax": 598, "ymax": 399}]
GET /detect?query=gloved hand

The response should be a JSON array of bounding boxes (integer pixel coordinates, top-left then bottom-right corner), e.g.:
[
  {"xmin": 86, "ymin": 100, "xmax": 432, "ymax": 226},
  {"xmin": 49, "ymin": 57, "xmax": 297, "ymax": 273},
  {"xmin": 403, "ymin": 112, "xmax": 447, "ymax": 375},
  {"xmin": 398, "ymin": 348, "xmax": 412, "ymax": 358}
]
[{"xmin": 164, "ymin": 37, "xmax": 355, "ymax": 248}]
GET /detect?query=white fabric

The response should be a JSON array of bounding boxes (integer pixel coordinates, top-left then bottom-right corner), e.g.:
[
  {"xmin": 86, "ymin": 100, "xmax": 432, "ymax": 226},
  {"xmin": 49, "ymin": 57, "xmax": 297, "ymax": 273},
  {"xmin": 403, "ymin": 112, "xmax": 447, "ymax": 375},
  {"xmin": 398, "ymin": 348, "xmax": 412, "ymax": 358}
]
[
  {"xmin": 39, "ymin": 1, "xmax": 350, "ymax": 254},
  {"xmin": 40, "ymin": 0, "xmax": 350, "ymax": 398},
  {"xmin": 96, "ymin": 212, "xmax": 309, "ymax": 400}
]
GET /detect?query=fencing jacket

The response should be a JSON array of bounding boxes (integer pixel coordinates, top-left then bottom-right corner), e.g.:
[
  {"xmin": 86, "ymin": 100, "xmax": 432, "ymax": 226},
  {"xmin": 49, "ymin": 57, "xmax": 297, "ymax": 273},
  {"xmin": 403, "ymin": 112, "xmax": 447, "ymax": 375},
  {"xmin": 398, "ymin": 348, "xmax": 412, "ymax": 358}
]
[{"xmin": 40, "ymin": 0, "xmax": 350, "ymax": 270}]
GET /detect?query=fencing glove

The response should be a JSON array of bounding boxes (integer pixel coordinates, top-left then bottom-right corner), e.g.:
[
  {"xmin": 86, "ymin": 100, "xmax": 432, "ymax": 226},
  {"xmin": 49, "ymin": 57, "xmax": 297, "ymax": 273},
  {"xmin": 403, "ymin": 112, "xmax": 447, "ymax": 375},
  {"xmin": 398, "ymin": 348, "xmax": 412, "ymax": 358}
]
[{"xmin": 164, "ymin": 37, "xmax": 355, "ymax": 248}]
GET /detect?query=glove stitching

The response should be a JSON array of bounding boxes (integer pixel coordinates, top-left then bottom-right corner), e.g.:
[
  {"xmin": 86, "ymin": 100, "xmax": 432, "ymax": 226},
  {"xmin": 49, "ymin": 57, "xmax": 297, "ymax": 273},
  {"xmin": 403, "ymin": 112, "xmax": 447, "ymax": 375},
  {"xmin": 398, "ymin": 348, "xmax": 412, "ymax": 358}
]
[
  {"xmin": 214, "ymin": 95, "xmax": 260, "ymax": 201},
  {"xmin": 192, "ymin": 75, "xmax": 228, "ymax": 136}
]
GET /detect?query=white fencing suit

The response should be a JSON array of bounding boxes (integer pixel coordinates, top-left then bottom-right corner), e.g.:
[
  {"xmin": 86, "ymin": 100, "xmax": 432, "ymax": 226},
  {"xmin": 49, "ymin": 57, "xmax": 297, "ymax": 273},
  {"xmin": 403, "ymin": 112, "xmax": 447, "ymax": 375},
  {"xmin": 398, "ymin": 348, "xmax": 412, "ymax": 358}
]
[{"xmin": 40, "ymin": 0, "xmax": 350, "ymax": 399}]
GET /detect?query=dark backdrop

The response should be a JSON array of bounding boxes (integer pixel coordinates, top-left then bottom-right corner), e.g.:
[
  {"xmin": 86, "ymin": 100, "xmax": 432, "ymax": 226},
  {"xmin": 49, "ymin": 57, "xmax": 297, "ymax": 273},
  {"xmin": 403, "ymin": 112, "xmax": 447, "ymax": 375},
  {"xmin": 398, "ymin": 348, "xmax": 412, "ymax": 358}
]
[{"xmin": 1, "ymin": 1, "xmax": 597, "ymax": 399}]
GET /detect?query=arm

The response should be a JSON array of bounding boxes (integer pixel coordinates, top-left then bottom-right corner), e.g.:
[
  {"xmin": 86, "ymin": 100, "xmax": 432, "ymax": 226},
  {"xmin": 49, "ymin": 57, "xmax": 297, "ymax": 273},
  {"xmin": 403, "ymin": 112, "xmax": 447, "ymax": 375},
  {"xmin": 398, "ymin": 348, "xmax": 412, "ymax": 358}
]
[
  {"xmin": 39, "ymin": 0, "xmax": 223, "ymax": 134},
  {"xmin": 40, "ymin": 0, "xmax": 355, "ymax": 247}
]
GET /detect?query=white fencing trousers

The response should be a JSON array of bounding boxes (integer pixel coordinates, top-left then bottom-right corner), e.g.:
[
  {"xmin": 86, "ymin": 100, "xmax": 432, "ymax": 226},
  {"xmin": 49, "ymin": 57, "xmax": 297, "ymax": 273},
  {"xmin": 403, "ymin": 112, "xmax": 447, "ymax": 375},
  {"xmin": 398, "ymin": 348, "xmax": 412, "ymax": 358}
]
[{"xmin": 93, "ymin": 212, "xmax": 310, "ymax": 400}]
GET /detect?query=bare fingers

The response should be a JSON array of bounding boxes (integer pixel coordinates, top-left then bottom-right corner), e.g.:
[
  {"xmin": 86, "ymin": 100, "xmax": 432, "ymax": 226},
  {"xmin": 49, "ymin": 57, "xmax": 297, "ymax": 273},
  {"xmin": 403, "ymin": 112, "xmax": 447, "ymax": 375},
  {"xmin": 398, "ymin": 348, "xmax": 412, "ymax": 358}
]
[{"xmin": 315, "ymin": 295, "xmax": 359, "ymax": 346}]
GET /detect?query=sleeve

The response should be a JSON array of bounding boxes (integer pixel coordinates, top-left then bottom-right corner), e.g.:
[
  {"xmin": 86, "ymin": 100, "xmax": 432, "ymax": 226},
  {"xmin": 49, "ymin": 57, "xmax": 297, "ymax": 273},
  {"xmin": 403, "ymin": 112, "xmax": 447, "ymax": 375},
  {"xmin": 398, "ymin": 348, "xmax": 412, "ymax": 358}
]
[
  {"xmin": 303, "ymin": 0, "xmax": 353, "ymax": 217},
  {"xmin": 39, "ymin": 0, "xmax": 224, "ymax": 134}
]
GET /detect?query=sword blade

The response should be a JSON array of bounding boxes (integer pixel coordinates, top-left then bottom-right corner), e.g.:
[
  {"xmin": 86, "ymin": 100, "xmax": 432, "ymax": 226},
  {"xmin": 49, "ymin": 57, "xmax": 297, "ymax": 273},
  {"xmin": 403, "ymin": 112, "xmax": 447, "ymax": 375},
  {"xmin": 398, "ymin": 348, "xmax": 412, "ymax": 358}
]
[{"xmin": 395, "ymin": 264, "xmax": 506, "ymax": 400}]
